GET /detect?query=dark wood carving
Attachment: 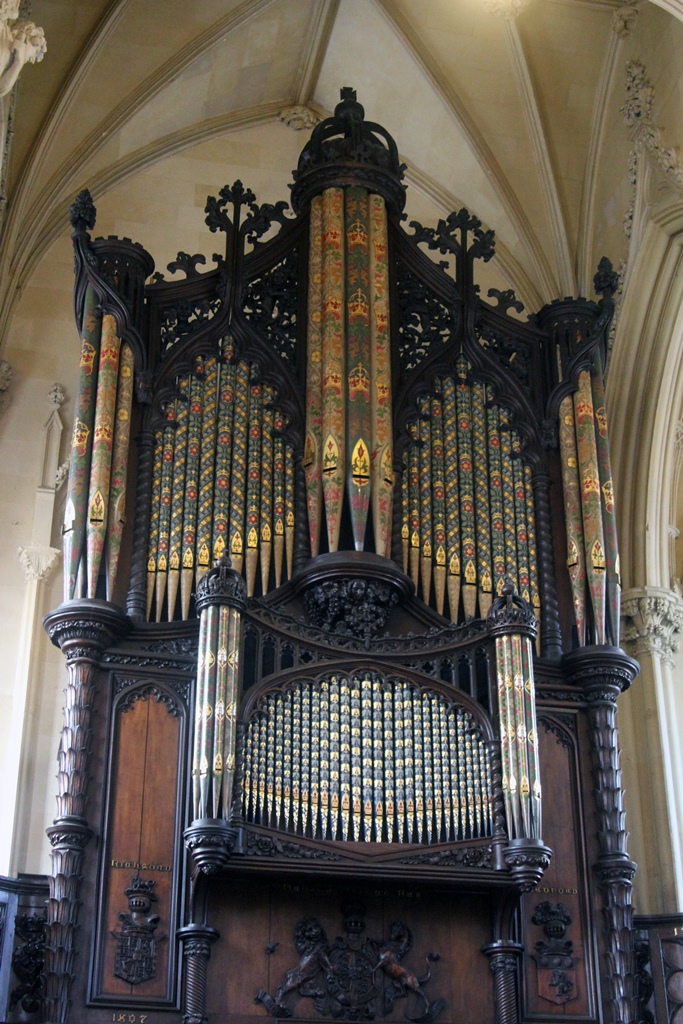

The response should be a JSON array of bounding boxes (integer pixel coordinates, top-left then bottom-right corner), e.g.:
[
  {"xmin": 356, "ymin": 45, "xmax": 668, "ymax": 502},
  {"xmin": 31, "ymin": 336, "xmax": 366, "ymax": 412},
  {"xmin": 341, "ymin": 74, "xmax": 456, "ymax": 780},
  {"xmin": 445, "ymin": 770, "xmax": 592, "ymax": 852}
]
[
  {"xmin": 111, "ymin": 877, "xmax": 164, "ymax": 985},
  {"xmin": 530, "ymin": 901, "xmax": 577, "ymax": 1005},
  {"xmin": 255, "ymin": 909, "xmax": 445, "ymax": 1022},
  {"xmin": 36, "ymin": 84, "xmax": 646, "ymax": 1024},
  {"xmin": 9, "ymin": 913, "xmax": 46, "ymax": 1015}
]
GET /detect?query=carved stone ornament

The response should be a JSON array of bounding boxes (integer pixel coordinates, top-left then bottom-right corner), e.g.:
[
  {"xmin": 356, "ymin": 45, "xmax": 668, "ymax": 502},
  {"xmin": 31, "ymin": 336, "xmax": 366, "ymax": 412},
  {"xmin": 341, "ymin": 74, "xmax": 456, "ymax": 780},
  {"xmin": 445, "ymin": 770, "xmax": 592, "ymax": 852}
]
[
  {"xmin": 531, "ymin": 901, "xmax": 578, "ymax": 1006},
  {"xmin": 622, "ymin": 61, "xmax": 683, "ymax": 188},
  {"xmin": 279, "ymin": 105, "xmax": 320, "ymax": 131},
  {"xmin": 612, "ymin": 1, "xmax": 639, "ymax": 39},
  {"xmin": 195, "ymin": 555, "xmax": 247, "ymax": 614},
  {"xmin": 17, "ymin": 543, "xmax": 60, "ymax": 582},
  {"xmin": 9, "ymin": 912, "xmax": 46, "ymax": 1014},
  {"xmin": 0, "ymin": 1, "xmax": 46, "ymax": 99},
  {"xmin": 621, "ymin": 588, "xmax": 683, "ymax": 667},
  {"xmin": 111, "ymin": 875, "xmax": 165, "ymax": 985},
  {"xmin": 255, "ymin": 909, "xmax": 446, "ymax": 1022},
  {"xmin": 0, "ymin": 356, "xmax": 12, "ymax": 416},
  {"xmin": 480, "ymin": 0, "xmax": 531, "ymax": 16}
]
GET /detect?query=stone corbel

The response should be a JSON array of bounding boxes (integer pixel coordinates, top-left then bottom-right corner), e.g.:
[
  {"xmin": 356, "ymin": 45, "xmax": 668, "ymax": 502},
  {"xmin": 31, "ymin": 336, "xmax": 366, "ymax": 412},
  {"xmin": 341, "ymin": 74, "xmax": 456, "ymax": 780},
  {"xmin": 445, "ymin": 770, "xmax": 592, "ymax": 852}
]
[
  {"xmin": 278, "ymin": 104, "xmax": 320, "ymax": 131},
  {"xmin": 17, "ymin": 544, "xmax": 60, "ymax": 583},
  {"xmin": 621, "ymin": 587, "xmax": 683, "ymax": 668}
]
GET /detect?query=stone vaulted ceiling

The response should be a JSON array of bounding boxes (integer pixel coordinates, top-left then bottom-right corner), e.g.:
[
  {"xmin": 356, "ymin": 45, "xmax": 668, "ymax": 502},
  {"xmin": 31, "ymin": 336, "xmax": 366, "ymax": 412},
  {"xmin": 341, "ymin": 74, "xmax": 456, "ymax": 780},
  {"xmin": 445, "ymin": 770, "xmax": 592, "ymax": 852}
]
[{"xmin": 1, "ymin": 0, "xmax": 682, "ymax": 342}]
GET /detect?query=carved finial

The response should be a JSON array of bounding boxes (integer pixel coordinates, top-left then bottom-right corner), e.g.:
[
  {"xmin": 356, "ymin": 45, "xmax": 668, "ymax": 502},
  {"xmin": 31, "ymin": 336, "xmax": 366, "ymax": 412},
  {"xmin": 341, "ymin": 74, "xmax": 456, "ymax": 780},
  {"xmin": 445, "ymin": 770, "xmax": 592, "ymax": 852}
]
[
  {"xmin": 69, "ymin": 189, "xmax": 96, "ymax": 232},
  {"xmin": 290, "ymin": 87, "xmax": 406, "ymax": 215},
  {"xmin": 487, "ymin": 579, "xmax": 536, "ymax": 633},
  {"xmin": 195, "ymin": 555, "xmax": 247, "ymax": 613},
  {"xmin": 594, "ymin": 257, "xmax": 619, "ymax": 298}
]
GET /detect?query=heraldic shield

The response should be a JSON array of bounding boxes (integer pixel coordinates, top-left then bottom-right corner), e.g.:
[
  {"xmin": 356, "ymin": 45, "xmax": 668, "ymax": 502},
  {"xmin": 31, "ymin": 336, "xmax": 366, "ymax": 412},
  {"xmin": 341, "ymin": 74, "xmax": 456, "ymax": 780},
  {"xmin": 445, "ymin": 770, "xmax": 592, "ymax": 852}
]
[{"xmin": 112, "ymin": 876, "xmax": 165, "ymax": 985}]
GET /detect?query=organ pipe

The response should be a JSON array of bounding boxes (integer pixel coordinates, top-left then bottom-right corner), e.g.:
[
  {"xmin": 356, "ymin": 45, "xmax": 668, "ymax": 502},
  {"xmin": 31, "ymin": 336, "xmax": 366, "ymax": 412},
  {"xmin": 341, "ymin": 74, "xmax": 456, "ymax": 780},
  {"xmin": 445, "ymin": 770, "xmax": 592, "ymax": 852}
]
[{"xmin": 241, "ymin": 674, "xmax": 494, "ymax": 844}]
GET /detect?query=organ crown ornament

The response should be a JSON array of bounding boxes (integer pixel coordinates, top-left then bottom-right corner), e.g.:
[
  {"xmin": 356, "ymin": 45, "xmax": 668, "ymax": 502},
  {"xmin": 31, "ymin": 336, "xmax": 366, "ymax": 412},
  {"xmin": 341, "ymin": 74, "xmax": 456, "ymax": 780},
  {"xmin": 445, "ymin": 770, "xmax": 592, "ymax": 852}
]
[{"xmin": 291, "ymin": 87, "xmax": 407, "ymax": 214}]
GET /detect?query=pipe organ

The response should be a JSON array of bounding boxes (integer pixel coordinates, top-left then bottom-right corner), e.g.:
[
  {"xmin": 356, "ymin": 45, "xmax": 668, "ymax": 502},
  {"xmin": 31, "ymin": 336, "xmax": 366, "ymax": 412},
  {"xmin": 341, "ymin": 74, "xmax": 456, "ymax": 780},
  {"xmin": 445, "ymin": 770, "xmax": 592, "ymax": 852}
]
[{"xmin": 19, "ymin": 89, "xmax": 645, "ymax": 1024}]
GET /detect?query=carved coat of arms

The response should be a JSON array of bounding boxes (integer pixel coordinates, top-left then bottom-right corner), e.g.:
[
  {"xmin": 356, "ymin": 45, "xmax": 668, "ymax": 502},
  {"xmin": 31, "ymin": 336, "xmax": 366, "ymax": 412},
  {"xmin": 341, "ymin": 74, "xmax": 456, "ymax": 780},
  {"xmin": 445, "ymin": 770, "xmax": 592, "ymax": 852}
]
[
  {"xmin": 112, "ymin": 876, "xmax": 165, "ymax": 985},
  {"xmin": 255, "ymin": 907, "xmax": 445, "ymax": 1022},
  {"xmin": 531, "ymin": 901, "xmax": 578, "ymax": 1006}
]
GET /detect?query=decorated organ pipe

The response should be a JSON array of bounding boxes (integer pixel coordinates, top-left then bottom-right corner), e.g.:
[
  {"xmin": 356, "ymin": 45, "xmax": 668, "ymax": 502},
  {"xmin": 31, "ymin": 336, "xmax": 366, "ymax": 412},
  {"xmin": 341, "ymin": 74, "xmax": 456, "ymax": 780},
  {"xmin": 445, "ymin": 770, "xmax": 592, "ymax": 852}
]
[
  {"xmin": 488, "ymin": 583, "xmax": 542, "ymax": 841},
  {"xmin": 305, "ymin": 183, "xmax": 393, "ymax": 556},
  {"xmin": 401, "ymin": 369, "xmax": 541, "ymax": 627},
  {"xmin": 62, "ymin": 298, "xmax": 137, "ymax": 603},
  {"xmin": 241, "ymin": 673, "xmax": 494, "ymax": 844},
  {"xmin": 145, "ymin": 341, "xmax": 295, "ymax": 620},
  {"xmin": 557, "ymin": 359, "xmax": 621, "ymax": 647},
  {"xmin": 191, "ymin": 557, "xmax": 247, "ymax": 823}
]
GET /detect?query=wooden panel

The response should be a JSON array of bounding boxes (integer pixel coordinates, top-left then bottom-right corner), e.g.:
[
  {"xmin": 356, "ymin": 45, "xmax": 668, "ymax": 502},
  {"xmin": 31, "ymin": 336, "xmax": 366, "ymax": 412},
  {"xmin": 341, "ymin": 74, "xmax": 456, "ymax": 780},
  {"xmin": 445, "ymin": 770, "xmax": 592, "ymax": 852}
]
[
  {"xmin": 206, "ymin": 878, "xmax": 494, "ymax": 1024},
  {"xmin": 94, "ymin": 689, "xmax": 182, "ymax": 1003},
  {"xmin": 520, "ymin": 712, "xmax": 597, "ymax": 1019}
]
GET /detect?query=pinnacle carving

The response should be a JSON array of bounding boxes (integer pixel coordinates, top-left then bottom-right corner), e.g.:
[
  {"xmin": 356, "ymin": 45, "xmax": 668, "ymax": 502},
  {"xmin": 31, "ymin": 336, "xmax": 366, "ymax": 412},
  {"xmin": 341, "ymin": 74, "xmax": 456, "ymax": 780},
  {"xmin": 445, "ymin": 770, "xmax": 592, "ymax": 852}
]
[{"xmin": 621, "ymin": 589, "xmax": 683, "ymax": 667}]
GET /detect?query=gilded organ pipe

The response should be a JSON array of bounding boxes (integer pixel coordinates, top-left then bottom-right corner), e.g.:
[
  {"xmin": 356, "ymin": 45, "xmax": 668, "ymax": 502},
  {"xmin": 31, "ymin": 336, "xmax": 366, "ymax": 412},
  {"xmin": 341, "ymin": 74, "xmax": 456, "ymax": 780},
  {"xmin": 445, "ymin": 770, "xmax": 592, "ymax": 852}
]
[
  {"xmin": 401, "ymin": 371, "xmax": 541, "ymax": 627},
  {"xmin": 145, "ymin": 353, "xmax": 293, "ymax": 620},
  {"xmin": 242, "ymin": 675, "xmax": 494, "ymax": 845}
]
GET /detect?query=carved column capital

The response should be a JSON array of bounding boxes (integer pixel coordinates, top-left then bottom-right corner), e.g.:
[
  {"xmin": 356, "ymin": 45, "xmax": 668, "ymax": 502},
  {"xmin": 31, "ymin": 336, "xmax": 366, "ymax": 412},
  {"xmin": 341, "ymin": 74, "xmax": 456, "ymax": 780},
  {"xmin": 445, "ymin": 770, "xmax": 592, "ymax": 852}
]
[
  {"xmin": 621, "ymin": 587, "xmax": 683, "ymax": 667},
  {"xmin": 44, "ymin": 598, "xmax": 129, "ymax": 660},
  {"xmin": 17, "ymin": 544, "xmax": 60, "ymax": 583},
  {"xmin": 562, "ymin": 644, "xmax": 639, "ymax": 698}
]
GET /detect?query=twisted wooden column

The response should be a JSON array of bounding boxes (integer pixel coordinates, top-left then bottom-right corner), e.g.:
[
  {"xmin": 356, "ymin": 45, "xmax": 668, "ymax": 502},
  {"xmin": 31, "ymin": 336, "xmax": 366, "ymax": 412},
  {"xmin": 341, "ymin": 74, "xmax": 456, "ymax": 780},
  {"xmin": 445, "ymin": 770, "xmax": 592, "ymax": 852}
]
[
  {"xmin": 42, "ymin": 600, "xmax": 128, "ymax": 1024},
  {"xmin": 531, "ymin": 472, "xmax": 562, "ymax": 659},
  {"xmin": 126, "ymin": 426, "xmax": 155, "ymax": 623},
  {"xmin": 483, "ymin": 942, "xmax": 522, "ymax": 1024},
  {"xmin": 563, "ymin": 646, "xmax": 639, "ymax": 1024},
  {"xmin": 177, "ymin": 924, "xmax": 218, "ymax": 1024}
]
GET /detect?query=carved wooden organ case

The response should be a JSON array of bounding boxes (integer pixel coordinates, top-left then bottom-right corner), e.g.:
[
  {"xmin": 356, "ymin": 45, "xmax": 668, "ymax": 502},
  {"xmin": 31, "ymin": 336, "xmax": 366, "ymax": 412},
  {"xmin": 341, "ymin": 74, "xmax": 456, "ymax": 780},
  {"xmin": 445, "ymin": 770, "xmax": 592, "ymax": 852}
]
[{"xmin": 44, "ymin": 90, "xmax": 640, "ymax": 1024}]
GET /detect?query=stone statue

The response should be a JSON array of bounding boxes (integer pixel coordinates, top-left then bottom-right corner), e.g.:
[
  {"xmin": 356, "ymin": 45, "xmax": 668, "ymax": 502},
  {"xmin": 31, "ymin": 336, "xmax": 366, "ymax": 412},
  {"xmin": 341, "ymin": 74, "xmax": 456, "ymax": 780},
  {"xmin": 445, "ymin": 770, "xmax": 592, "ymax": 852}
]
[{"xmin": 0, "ymin": 1, "xmax": 46, "ymax": 99}]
